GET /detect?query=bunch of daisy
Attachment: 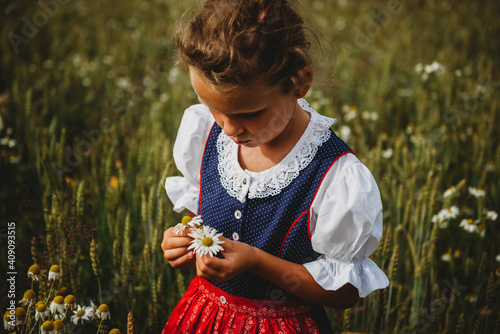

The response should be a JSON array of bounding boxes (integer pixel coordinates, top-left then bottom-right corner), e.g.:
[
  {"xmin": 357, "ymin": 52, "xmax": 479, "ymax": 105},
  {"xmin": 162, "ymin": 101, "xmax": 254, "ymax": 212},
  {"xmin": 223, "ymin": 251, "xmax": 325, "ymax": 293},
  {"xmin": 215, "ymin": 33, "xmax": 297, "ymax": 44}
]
[{"xmin": 177, "ymin": 215, "xmax": 225, "ymax": 257}]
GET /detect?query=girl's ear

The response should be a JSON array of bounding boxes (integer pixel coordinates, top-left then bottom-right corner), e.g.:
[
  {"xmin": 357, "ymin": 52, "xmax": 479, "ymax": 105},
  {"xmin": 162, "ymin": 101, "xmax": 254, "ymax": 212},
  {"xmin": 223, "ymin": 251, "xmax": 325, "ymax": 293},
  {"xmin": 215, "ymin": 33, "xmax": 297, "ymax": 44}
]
[{"xmin": 293, "ymin": 66, "xmax": 313, "ymax": 99}]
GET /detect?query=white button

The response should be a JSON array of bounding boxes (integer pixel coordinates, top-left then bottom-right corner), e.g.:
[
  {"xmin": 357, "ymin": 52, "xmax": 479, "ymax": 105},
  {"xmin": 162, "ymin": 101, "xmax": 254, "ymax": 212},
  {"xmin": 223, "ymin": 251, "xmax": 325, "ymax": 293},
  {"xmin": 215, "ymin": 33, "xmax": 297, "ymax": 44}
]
[
  {"xmin": 220, "ymin": 296, "xmax": 226, "ymax": 304},
  {"xmin": 232, "ymin": 232, "xmax": 239, "ymax": 241},
  {"xmin": 242, "ymin": 178, "xmax": 247, "ymax": 185},
  {"xmin": 234, "ymin": 210, "xmax": 242, "ymax": 219}
]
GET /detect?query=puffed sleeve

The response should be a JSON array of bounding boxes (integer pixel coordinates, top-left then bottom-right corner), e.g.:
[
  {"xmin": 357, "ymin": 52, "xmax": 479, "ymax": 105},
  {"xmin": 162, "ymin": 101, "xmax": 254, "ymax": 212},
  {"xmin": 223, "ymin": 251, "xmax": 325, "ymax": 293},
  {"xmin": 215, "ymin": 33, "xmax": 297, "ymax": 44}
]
[
  {"xmin": 304, "ymin": 153, "xmax": 390, "ymax": 298},
  {"xmin": 165, "ymin": 104, "xmax": 214, "ymax": 214}
]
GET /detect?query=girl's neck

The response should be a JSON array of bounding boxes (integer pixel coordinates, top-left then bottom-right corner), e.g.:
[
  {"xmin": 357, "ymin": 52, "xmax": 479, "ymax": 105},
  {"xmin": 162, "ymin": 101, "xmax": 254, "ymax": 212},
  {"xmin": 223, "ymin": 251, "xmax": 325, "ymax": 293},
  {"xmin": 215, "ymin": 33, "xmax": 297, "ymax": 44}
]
[{"xmin": 238, "ymin": 103, "xmax": 310, "ymax": 172}]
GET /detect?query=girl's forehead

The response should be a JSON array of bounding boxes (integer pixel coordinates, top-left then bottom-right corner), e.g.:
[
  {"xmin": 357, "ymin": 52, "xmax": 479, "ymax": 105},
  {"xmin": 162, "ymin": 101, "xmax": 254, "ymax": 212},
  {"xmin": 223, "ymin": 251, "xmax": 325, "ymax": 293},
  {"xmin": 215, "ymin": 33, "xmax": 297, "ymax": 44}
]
[{"xmin": 189, "ymin": 68, "xmax": 281, "ymax": 114}]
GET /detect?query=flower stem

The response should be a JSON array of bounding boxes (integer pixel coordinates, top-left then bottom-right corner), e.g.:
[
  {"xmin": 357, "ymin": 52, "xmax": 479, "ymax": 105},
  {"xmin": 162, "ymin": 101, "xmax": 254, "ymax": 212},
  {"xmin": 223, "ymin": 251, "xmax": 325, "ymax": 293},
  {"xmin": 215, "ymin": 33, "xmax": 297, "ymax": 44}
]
[
  {"xmin": 44, "ymin": 280, "xmax": 55, "ymax": 305},
  {"xmin": 96, "ymin": 317, "xmax": 104, "ymax": 334}
]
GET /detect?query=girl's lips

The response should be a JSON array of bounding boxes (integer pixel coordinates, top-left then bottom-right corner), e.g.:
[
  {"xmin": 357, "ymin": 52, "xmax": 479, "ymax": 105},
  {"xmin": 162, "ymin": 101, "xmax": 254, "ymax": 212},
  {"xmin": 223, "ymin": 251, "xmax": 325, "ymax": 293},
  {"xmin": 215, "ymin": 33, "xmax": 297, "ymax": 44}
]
[{"xmin": 235, "ymin": 140, "xmax": 251, "ymax": 146}]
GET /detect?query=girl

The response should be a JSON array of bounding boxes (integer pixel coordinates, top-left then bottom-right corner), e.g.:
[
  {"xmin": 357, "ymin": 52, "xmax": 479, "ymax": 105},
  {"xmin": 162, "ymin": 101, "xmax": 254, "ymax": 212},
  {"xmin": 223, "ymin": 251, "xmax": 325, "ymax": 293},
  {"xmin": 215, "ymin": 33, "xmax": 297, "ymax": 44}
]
[{"xmin": 161, "ymin": 0, "xmax": 389, "ymax": 332}]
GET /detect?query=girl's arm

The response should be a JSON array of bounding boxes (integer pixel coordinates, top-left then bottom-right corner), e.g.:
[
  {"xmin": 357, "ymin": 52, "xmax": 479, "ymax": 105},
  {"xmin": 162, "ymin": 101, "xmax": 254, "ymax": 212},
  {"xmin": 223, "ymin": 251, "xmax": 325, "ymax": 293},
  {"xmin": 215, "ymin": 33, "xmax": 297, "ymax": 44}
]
[{"xmin": 195, "ymin": 237, "xmax": 359, "ymax": 309}]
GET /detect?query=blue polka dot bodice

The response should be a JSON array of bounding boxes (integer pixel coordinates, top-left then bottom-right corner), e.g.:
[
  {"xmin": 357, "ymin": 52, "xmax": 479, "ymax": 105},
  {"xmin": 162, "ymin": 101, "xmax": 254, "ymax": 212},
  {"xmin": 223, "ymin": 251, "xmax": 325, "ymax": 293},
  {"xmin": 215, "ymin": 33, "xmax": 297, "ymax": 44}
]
[{"xmin": 200, "ymin": 121, "xmax": 352, "ymax": 303}]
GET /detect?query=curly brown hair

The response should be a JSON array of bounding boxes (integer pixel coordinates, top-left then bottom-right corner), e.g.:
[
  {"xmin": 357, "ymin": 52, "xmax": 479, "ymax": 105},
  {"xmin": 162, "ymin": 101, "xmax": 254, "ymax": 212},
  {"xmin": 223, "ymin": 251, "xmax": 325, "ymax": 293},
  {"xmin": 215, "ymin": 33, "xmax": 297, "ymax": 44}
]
[{"xmin": 174, "ymin": 0, "xmax": 312, "ymax": 93}]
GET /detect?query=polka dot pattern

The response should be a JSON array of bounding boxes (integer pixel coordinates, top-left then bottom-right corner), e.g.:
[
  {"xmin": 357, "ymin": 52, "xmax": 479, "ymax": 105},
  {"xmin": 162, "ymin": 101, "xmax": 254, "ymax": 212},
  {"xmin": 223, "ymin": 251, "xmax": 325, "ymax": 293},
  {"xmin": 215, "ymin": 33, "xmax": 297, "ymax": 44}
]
[{"xmin": 199, "ymin": 124, "xmax": 350, "ymax": 330}]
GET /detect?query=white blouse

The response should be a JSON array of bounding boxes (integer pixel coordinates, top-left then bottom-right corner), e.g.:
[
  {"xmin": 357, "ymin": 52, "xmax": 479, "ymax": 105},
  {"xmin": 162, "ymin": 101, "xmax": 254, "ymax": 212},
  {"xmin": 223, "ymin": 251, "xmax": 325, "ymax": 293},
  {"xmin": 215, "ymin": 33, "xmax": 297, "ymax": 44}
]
[{"xmin": 165, "ymin": 99, "xmax": 390, "ymax": 298}]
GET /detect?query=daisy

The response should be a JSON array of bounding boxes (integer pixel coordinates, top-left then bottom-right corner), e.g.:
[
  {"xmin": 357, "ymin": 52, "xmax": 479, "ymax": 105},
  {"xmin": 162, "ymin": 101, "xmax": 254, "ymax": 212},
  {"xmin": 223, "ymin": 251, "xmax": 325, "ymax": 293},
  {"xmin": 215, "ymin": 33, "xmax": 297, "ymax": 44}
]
[
  {"xmin": 64, "ymin": 295, "xmax": 77, "ymax": 310},
  {"xmin": 71, "ymin": 305, "xmax": 94, "ymax": 325},
  {"xmin": 440, "ymin": 206, "xmax": 459, "ymax": 220},
  {"xmin": 49, "ymin": 265, "xmax": 61, "ymax": 281},
  {"xmin": 460, "ymin": 219, "xmax": 478, "ymax": 233},
  {"xmin": 35, "ymin": 302, "xmax": 50, "ymax": 321},
  {"xmin": 41, "ymin": 320, "xmax": 55, "ymax": 334},
  {"xmin": 486, "ymin": 211, "xmax": 498, "ymax": 221},
  {"xmin": 468, "ymin": 187, "xmax": 485, "ymax": 198},
  {"xmin": 53, "ymin": 319, "xmax": 65, "ymax": 334},
  {"xmin": 50, "ymin": 296, "xmax": 65, "ymax": 316},
  {"xmin": 28, "ymin": 264, "xmax": 41, "ymax": 281},
  {"xmin": 96, "ymin": 304, "xmax": 111, "ymax": 320},
  {"xmin": 431, "ymin": 214, "xmax": 448, "ymax": 229},
  {"xmin": 496, "ymin": 254, "xmax": 500, "ymax": 262},
  {"xmin": 15, "ymin": 307, "xmax": 26, "ymax": 326},
  {"xmin": 19, "ymin": 289, "xmax": 36, "ymax": 307},
  {"xmin": 174, "ymin": 215, "xmax": 203, "ymax": 235},
  {"xmin": 454, "ymin": 249, "xmax": 461, "ymax": 258},
  {"xmin": 109, "ymin": 329, "xmax": 121, "ymax": 334},
  {"xmin": 441, "ymin": 252, "xmax": 451, "ymax": 262},
  {"xmin": 476, "ymin": 224, "xmax": 486, "ymax": 238},
  {"xmin": 188, "ymin": 225, "xmax": 225, "ymax": 257},
  {"xmin": 443, "ymin": 186, "xmax": 456, "ymax": 198},
  {"xmin": 3, "ymin": 311, "xmax": 14, "ymax": 331},
  {"xmin": 382, "ymin": 148, "xmax": 393, "ymax": 159}
]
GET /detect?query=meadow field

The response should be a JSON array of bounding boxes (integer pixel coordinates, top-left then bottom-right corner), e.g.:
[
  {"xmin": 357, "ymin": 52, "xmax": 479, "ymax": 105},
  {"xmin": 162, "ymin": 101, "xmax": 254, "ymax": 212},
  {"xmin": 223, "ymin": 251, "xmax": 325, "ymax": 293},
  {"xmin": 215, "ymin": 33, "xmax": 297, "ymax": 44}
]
[{"xmin": 1, "ymin": 0, "xmax": 499, "ymax": 333}]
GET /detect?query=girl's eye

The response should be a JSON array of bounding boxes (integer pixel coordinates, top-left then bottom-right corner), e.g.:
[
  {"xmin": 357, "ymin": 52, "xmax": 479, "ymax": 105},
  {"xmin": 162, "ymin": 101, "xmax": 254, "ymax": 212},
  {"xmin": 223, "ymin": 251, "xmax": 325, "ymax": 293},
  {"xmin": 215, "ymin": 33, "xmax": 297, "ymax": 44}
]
[{"xmin": 240, "ymin": 109, "xmax": 264, "ymax": 119}]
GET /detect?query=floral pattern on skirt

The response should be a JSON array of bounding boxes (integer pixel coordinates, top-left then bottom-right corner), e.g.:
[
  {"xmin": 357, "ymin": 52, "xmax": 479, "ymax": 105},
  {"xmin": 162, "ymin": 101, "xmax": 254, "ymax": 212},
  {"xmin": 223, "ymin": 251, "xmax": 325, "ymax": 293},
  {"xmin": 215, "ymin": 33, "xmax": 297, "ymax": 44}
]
[{"xmin": 162, "ymin": 276, "xmax": 321, "ymax": 333}]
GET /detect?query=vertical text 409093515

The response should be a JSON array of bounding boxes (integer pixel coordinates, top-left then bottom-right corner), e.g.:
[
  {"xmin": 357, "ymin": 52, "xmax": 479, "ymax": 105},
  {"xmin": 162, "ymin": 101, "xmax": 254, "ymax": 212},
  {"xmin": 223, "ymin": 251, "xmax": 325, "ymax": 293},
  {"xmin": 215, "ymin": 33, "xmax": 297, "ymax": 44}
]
[{"xmin": 6, "ymin": 222, "xmax": 17, "ymax": 327}]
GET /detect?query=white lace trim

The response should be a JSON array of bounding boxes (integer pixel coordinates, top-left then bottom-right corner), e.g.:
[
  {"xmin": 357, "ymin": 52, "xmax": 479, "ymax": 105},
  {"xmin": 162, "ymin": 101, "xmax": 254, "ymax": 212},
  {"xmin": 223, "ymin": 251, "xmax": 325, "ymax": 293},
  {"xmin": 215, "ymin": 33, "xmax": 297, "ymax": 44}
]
[{"xmin": 216, "ymin": 99, "xmax": 337, "ymax": 202}]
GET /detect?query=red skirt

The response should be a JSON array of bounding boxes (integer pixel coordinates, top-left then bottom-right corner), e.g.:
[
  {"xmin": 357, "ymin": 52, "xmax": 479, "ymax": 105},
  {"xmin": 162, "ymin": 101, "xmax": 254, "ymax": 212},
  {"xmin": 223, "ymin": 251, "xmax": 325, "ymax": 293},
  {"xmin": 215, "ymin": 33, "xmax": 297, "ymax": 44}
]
[{"xmin": 162, "ymin": 276, "xmax": 321, "ymax": 333}]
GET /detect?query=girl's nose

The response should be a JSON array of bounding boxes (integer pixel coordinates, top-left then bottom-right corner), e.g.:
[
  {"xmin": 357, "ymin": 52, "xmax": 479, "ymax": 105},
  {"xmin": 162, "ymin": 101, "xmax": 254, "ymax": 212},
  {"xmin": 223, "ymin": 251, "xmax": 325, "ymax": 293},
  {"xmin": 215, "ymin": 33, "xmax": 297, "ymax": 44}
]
[{"xmin": 221, "ymin": 116, "xmax": 243, "ymax": 137}]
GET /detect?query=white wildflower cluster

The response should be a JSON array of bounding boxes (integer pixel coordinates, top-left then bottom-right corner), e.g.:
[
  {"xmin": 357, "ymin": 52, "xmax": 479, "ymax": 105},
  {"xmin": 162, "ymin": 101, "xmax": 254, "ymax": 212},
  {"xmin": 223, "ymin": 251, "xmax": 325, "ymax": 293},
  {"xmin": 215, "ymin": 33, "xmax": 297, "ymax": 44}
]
[
  {"xmin": 468, "ymin": 186, "xmax": 485, "ymax": 198},
  {"xmin": 432, "ymin": 206, "xmax": 459, "ymax": 229},
  {"xmin": 341, "ymin": 104, "xmax": 357, "ymax": 122},
  {"xmin": 174, "ymin": 215, "xmax": 203, "ymax": 235},
  {"xmin": 415, "ymin": 61, "xmax": 445, "ymax": 81}
]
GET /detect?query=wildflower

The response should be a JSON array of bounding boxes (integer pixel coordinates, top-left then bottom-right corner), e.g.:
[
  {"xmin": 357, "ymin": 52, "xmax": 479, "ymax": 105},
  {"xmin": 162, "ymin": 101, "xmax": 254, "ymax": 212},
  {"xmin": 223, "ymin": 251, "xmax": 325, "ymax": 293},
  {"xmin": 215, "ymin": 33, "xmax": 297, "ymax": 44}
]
[
  {"xmin": 53, "ymin": 319, "xmax": 65, "ymax": 334},
  {"xmin": 28, "ymin": 264, "xmax": 41, "ymax": 280},
  {"xmin": 49, "ymin": 265, "xmax": 61, "ymax": 281},
  {"xmin": 466, "ymin": 294, "xmax": 477, "ymax": 303},
  {"xmin": 344, "ymin": 107, "xmax": 357, "ymax": 121},
  {"xmin": 468, "ymin": 187, "xmax": 485, "ymax": 198},
  {"xmin": 441, "ymin": 252, "xmax": 451, "ymax": 262},
  {"xmin": 174, "ymin": 215, "xmax": 202, "ymax": 235},
  {"xmin": 71, "ymin": 304, "xmax": 94, "ymax": 325},
  {"xmin": 440, "ymin": 206, "xmax": 459, "ymax": 220},
  {"xmin": 64, "ymin": 295, "xmax": 77, "ymax": 310},
  {"xmin": 19, "ymin": 289, "xmax": 36, "ymax": 306},
  {"xmin": 188, "ymin": 225, "xmax": 225, "ymax": 257},
  {"xmin": 431, "ymin": 214, "xmax": 448, "ymax": 229},
  {"xmin": 96, "ymin": 304, "xmax": 111, "ymax": 320},
  {"xmin": 109, "ymin": 329, "xmax": 121, "ymax": 334},
  {"xmin": 486, "ymin": 211, "xmax": 498, "ymax": 221},
  {"xmin": 109, "ymin": 175, "xmax": 119, "ymax": 189},
  {"xmin": 41, "ymin": 320, "xmax": 55, "ymax": 334},
  {"xmin": 35, "ymin": 302, "xmax": 50, "ymax": 321},
  {"xmin": 361, "ymin": 110, "xmax": 378, "ymax": 121},
  {"xmin": 50, "ymin": 296, "xmax": 65, "ymax": 315},
  {"xmin": 460, "ymin": 219, "xmax": 478, "ymax": 233},
  {"xmin": 339, "ymin": 125, "xmax": 351, "ymax": 142},
  {"xmin": 476, "ymin": 224, "xmax": 485, "ymax": 238},
  {"xmin": 443, "ymin": 186, "xmax": 456, "ymax": 198},
  {"xmin": 3, "ymin": 311, "xmax": 14, "ymax": 331},
  {"xmin": 15, "ymin": 307, "xmax": 26, "ymax": 326},
  {"xmin": 382, "ymin": 148, "xmax": 393, "ymax": 159},
  {"xmin": 496, "ymin": 254, "xmax": 500, "ymax": 262},
  {"xmin": 454, "ymin": 249, "xmax": 461, "ymax": 258}
]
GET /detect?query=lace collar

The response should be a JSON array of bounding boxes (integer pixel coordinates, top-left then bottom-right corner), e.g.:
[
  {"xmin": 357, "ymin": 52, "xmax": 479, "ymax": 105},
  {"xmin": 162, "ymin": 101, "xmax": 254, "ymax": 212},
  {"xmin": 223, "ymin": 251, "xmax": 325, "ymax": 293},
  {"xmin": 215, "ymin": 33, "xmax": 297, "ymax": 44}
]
[{"xmin": 216, "ymin": 99, "xmax": 337, "ymax": 203}]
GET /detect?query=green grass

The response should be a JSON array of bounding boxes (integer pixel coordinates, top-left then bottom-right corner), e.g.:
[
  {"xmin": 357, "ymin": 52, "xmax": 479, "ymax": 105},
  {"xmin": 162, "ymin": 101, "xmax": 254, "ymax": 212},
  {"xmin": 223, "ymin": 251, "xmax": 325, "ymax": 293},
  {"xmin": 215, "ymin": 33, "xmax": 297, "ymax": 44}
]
[{"xmin": 1, "ymin": 0, "xmax": 499, "ymax": 333}]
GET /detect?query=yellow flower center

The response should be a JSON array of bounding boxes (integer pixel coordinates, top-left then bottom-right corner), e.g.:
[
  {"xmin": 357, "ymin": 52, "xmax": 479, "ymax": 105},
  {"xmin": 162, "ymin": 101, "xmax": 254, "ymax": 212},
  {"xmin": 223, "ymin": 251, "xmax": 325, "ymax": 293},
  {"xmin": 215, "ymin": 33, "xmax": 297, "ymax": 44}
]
[
  {"xmin": 53, "ymin": 296, "xmax": 64, "ymax": 304},
  {"xmin": 64, "ymin": 295, "xmax": 76, "ymax": 304},
  {"xmin": 477, "ymin": 225, "xmax": 484, "ymax": 232},
  {"xmin": 36, "ymin": 303, "xmax": 47, "ymax": 312},
  {"xmin": 109, "ymin": 329, "xmax": 121, "ymax": 334},
  {"xmin": 76, "ymin": 310, "xmax": 86, "ymax": 317},
  {"xmin": 467, "ymin": 219, "xmax": 474, "ymax": 225},
  {"xmin": 50, "ymin": 265, "xmax": 61, "ymax": 273},
  {"xmin": 203, "ymin": 237, "xmax": 213, "ymax": 247},
  {"xmin": 447, "ymin": 209, "xmax": 452, "ymax": 213},
  {"xmin": 3, "ymin": 312, "xmax": 10, "ymax": 321},
  {"xmin": 53, "ymin": 320, "xmax": 64, "ymax": 330},
  {"xmin": 15, "ymin": 307, "xmax": 26, "ymax": 317},
  {"xmin": 181, "ymin": 216, "xmax": 192, "ymax": 226},
  {"xmin": 24, "ymin": 290, "xmax": 36, "ymax": 299},
  {"xmin": 41, "ymin": 320, "xmax": 55, "ymax": 331},
  {"xmin": 198, "ymin": 225, "xmax": 204, "ymax": 229},
  {"xmin": 97, "ymin": 304, "xmax": 109, "ymax": 313},
  {"xmin": 29, "ymin": 264, "xmax": 41, "ymax": 275}
]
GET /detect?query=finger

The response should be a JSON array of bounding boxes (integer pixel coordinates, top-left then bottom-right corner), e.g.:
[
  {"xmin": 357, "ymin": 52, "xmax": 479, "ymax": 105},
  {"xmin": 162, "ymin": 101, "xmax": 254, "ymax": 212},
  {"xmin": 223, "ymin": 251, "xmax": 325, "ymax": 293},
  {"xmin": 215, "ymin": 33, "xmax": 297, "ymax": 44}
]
[
  {"xmin": 163, "ymin": 247, "xmax": 191, "ymax": 261},
  {"xmin": 168, "ymin": 250, "xmax": 194, "ymax": 268},
  {"xmin": 164, "ymin": 236, "xmax": 194, "ymax": 250},
  {"xmin": 196, "ymin": 255, "xmax": 223, "ymax": 282}
]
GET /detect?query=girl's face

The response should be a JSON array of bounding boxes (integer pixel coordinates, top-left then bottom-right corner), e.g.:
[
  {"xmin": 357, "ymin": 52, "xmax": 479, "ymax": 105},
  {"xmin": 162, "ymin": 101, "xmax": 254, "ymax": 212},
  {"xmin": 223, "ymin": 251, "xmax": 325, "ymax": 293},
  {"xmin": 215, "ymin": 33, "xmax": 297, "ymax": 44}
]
[{"xmin": 189, "ymin": 68, "xmax": 308, "ymax": 149}]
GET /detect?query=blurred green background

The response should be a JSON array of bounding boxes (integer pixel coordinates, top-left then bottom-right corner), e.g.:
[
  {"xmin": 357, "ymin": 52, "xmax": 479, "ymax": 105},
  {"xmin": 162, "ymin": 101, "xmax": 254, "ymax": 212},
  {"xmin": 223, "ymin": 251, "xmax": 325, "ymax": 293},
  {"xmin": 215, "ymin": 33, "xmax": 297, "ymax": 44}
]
[{"xmin": 1, "ymin": 0, "xmax": 499, "ymax": 333}]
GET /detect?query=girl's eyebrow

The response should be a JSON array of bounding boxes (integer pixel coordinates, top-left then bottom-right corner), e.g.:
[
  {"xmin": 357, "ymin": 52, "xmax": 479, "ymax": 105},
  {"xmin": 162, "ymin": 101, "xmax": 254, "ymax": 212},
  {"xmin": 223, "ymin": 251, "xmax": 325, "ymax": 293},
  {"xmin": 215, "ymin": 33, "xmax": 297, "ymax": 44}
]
[{"xmin": 197, "ymin": 96, "xmax": 265, "ymax": 115}]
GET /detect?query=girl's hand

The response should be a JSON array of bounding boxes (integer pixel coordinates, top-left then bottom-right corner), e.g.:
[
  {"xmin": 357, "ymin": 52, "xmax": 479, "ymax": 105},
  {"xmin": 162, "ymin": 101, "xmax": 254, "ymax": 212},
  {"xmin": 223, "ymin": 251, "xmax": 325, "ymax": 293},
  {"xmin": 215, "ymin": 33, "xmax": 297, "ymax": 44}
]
[
  {"xmin": 161, "ymin": 226, "xmax": 196, "ymax": 269},
  {"xmin": 195, "ymin": 236, "xmax": 257, "ymax": 283}
]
